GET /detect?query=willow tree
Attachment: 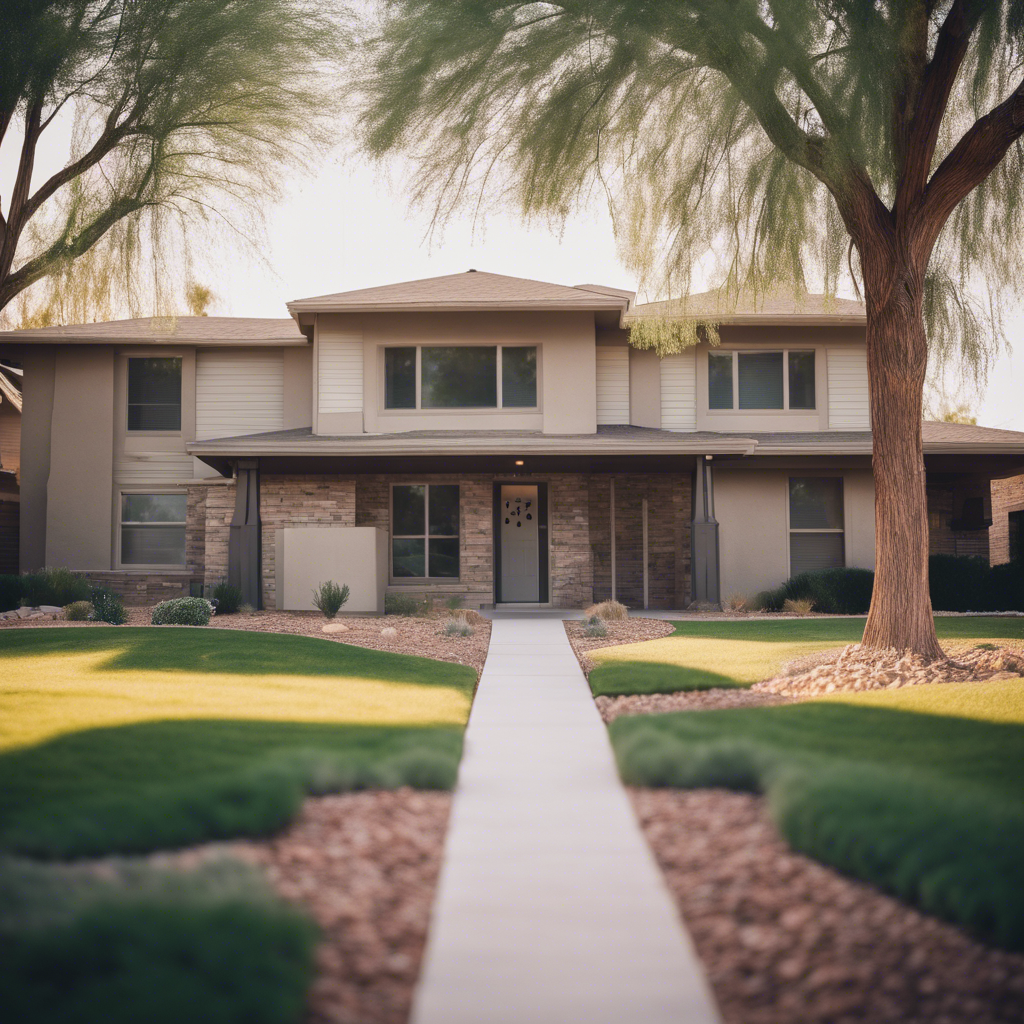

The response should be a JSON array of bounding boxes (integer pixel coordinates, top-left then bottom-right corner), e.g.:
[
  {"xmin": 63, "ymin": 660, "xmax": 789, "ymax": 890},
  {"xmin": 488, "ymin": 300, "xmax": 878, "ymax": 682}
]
[
  {"xmin": 0, "ymin": 0, "xmax": 346, "ymax": 315},
  {"xmin": 356, "ymin": 0, "xmax": 1024, "ymax": 657}
]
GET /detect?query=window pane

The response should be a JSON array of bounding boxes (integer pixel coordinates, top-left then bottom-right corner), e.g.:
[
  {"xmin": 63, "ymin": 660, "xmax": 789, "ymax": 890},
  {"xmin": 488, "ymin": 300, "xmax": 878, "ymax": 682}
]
[
  {"xmin": 385, "ymin": 348, "xmax": 417, "ymax": 409},
  {"xmin": 392, "ymin": 538, "xmax": 425, "ymax": 578},
  {"xmin": 429, "ymin": 485, "xmax": 460, "ymax": 536},
  {"xmin": 392, "ymin": 485, "xmax": 425, "ymax": 535},
  {"xmin": 421, "ymin": 347, "xmax": 497, "ymax": 408},
  {"xmin": 429, "ymin": 537, "xmax": 460, "ymax": 578},
  {"xmin": 790, "ymin": 532, "xmax": 845, "ymax": 576},
  {"xmin": 790, "ymin": 477, "xmax": 844, "ymax": 530},
  {"xmin": 502, "ymin": 347, "xmax": 537, "ymax": 407},
  {"xmin": 788, "ymin": 351, "xmax": 816, "ymax": 409},
  {"xmin": 738, "ymin": 352, "xmax": 784, "ymax": 409},
  {"xmin": 121, "ymin": 493, "xmax": 187, "ymax": 523},
  {"xmin": 121, "ymin": 525, "xmax": 185, "ymax": 565},
  {"xmin": 708, "ymin": 352, "xmax": 733, "ymax": 409},
  {"xmin": 127, "ymin": 358, "xmax": 181, "ymax": 430}
]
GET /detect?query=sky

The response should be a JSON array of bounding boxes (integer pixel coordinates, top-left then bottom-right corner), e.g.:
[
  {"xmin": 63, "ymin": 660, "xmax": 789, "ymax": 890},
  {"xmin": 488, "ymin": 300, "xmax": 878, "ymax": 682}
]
[{"xmin": 2, "ymin": 105, "xmax": 1022, "ymax": 432}]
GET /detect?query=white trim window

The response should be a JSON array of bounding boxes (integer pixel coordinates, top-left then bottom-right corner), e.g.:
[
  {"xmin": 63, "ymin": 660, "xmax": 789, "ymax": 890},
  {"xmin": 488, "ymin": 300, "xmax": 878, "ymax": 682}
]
[
  {"xmin": 384, "ymin": 345, "xmax": 538, "ymax": 410},
  {"xmin": 127, "ymin": 357, "xmax": 182, "ymax": 431},
  {"xmin": 391, "ymin": 484, "xmax": 460, "ymax": 579},
  {"xmin": 120, "ymin": 492, "xmax": 187, "ymax": 567},
  {"xmin": 708, "ymin": 349, "xmax": 815, "ymax": 411},
  {"xmin": 789, "ymin": 477, "xmax": 845, "ymax": 576}
]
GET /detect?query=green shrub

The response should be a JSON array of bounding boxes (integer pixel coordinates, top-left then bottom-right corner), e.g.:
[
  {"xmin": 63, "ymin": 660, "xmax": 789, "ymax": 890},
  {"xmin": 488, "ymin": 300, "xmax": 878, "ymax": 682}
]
[
  {"xmin": 783, "ymin": 567, "xmax": 876, "ymax": 614},
  {"xmin": 22, "ymin": 567, "xmax": 91, "ymax": 607},
  {"xmin": 583, "ymin": 614, "xmax": 607, "ymax": 637},
  {"xmin": 990, "ymin": 559, "xmax": 1024, "ymax": 612},
  {"xmin": 753, "ymin": 585, "xmax": 787, "ymax": 612},
  {"xmin": 444, "ymin": 595, "xmax": 464, "ymax": 612},
  {"xmin": 212, "ymin": 582, "xmax": 243, "ymax": 615},
  {"xmin": 311, "ymin": 580, "xmax": 349, "ymax": 619},
  {"xmin": 384, "ymin": 592, "xmax": 420, "ymax": 616},
  {"xmin": 62, "ymin": 601, "xmax": 94, "ymax": 621},
  {"xmin": 929, "ymin": 554, "xmax": 992, "ymax": 612},
  {"xmin": 151, "ymin": 597, "xmax": 212, "ymax": 626},
  {"xmin": 89, "ymin": 587, "xmax": 128, "ymax": 625},
  {"xmin": 0, "ymin": 574, "xmax": 21, "ymax": 612}
]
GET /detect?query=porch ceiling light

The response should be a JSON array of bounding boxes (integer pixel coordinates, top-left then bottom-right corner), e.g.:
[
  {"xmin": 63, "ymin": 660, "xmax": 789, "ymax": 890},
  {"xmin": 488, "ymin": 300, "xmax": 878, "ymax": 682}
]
[{"xmin": 514, "ymin": 459, "xmax": 525, "ymax": 466}]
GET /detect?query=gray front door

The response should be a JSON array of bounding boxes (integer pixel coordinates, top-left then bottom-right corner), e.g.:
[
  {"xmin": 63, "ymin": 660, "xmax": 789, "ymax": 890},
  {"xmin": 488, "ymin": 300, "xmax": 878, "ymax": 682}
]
[{"xmin": 499, "ymin": 484, "xmax": 540, "ymax": 602}]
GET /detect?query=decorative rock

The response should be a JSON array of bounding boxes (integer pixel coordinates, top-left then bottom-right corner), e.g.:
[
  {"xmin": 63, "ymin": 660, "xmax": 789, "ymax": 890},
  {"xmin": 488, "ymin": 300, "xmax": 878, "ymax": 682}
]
[
  {"xmin": 381, "ymin": 626, "xmax": 398, "ymax": 639},
  {"xmin": 39, "ymin": 605, "xmax": 63, "ymax": 615},
  {"xmin": 15, "ymin": 607, "xmax": 33, "ymax": 619},
  {"xmin": 322, "ymin": 622, "xmax": 350, "ymax": 633},
  {"xmin": 28, "ymin": 612, "xmax": 47, "ymax": 619}
]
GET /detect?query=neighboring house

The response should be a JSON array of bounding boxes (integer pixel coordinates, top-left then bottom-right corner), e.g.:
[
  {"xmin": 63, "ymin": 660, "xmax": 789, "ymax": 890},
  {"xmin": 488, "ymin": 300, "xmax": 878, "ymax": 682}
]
[
  {"xmin": 991, "ymin": 476, "xmax": 1024, "ymax": 564},
  {"xmin": 2, "ymin": 270, "xmax": 1024, "ymax": 609},
  {"xmin": 0, "ymin": 360, "xmax": 22, "ymax": 574}
]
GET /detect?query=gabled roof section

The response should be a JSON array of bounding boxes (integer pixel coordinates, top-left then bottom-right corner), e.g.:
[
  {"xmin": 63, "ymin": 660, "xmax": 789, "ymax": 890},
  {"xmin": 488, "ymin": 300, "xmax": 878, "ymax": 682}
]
[
  {"xmin": 628, "ymin": 289, "xmax": 866, "ymax": 326},
  {"xmin": 0, "ymin": 316, "xmax": 308, "ymax": 346},
  {"xmin": 287, "ymin": 270, "xmax": 632, "ymax": 315}
]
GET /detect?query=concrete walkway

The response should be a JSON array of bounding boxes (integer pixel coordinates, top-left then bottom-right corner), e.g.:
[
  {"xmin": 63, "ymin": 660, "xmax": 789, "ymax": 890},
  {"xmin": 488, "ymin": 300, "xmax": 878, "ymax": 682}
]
[{"xmin": 411, "ymin": 616, "xmax": 721, "ymax": 1024}]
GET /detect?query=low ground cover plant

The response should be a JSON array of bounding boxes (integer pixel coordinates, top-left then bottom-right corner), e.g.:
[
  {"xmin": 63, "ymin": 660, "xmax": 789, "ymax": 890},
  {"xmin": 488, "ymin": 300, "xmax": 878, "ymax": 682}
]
[
  {"xmin": 0, "ymin": 628, "xmax": 473, "ymax": 857},
  {"xmin": 151, "ymin": 597, "xmax": 212, "ymax": 626},
  {"xmin": 609, "ymin": 688, "xmax": 1024, "ymax": 951},
  {"xmin": 586, "ymin": 616, "xmax": 1024, "ymax": 696},
  {"xmin": 211, "ymin": 582, "xmax": 242, "ymax": 615},
  {"xmin": 62, "ymin": 601, "xmax": 93, "ymax": 621},
  {"xmin": 89, "ymin": 586, "xmax": 128, "ymax": 625},
  {"xmin": 312, "ymin": 580, "xmax": 349, "ymax": 619}
]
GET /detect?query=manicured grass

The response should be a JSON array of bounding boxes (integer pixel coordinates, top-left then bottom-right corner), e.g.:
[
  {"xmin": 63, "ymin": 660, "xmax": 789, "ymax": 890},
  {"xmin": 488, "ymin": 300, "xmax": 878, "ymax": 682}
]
[
  {"xmin": 0, "ymin": 628, "xmax": 474, "ymax": 857},
  {"xmin": 588, "ymin": 616, "xmax": 1024, "ymax": 695},
  {"xmin": 610, "ymin": 679, "xmax": 1024, "ymax": 949}
]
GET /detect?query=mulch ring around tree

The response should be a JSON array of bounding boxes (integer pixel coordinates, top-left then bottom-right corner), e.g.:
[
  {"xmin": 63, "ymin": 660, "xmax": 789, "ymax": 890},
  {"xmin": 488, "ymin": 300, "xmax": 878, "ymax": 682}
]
[{"xmin": 633, "ymin": 788, "xmax": 1024, "ymax": 1024}]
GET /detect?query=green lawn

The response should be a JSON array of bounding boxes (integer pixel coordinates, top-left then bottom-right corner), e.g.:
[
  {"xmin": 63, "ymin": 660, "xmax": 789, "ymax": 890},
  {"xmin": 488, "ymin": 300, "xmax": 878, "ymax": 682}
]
[
  {"xmin": 0, "ymin": 628, "xmax": 476, "ymax": 858},
  {"xmin": 610, "ymin": 678, "xmax": 1024, "ymax": 950},
  {"xmin": 589, "ymin": 616, "xmax": 1024, "ymax": 695}
]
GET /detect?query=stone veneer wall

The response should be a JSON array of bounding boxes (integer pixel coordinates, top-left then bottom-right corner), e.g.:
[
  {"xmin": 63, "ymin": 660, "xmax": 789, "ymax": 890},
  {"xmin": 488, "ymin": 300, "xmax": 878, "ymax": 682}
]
[
  {"xmin": 991, "ymin": 475, "xmax": 1024, "ymax": 564},
  {"xmin": 83, "ymin": 571, "xmax": 197, "ymax": 604},
  {"xmin": 927, "ymin": 484, "xmax": 990, "ymax": 561},
  {"xmin": 198, "ymin": 481, "xmax": 236, "ymax": 591}
]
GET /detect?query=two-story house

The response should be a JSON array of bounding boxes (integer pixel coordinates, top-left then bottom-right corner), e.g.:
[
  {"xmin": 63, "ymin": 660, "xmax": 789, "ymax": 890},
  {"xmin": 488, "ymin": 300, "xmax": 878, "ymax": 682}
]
[{"xmin": 4, "ymin": 270, "xmax": 1024, "ymax": 610}]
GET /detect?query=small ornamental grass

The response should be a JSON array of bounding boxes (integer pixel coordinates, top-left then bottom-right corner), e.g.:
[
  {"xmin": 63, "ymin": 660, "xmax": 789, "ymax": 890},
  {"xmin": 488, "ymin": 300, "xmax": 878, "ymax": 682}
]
[
  {"xmin": 442, "ymin": 616, "xmax": 473, "ymax": 638},
  {"xmin": 583, "ymin": 614, "xmax": 607, "ymax": 637},
  {"xmin": 151, "ymin": 597, "xmax": 212, "ymax": 627},
  {"xmin": 782, "ymin": 597, "xmax": 815, "ymax": 615},
  {"xmin": 583, "ymin": 600, "xmax": 628, "ymax": 621},
  {"xmin": 212, "ymin": 582, "xmax": 243, "ymax": 615},
  {"xmin": 312, "ymin": 581, "xmax": 349, "ymax": 619},
  {"xmin": 89, "ymin": 587, "xmax": 128, "ymax": 626},
  {"xmin": 62, "ymin": 601, "xmax": 94, "ymax": 621}
]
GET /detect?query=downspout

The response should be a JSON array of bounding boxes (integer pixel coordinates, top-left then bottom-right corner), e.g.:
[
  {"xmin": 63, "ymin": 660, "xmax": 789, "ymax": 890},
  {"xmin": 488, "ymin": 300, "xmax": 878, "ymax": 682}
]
[
  {"xmin": 691, "ymin": 455, "xmax": 720, "ymax": 606},
  {"xmin": 228, "ymin": 458, "xmax": 262, "ymax": 609},
  {"xmin": 610, "ymin": 477, "xmax": 617, "ymax": 602}
]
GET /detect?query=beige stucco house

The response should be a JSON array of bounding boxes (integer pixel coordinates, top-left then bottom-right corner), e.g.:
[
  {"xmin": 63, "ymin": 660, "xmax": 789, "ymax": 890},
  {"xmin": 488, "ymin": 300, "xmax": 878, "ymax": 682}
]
[{"xmin": 3, "ymin": 270, "xmax": 1024, "ymax": 610}]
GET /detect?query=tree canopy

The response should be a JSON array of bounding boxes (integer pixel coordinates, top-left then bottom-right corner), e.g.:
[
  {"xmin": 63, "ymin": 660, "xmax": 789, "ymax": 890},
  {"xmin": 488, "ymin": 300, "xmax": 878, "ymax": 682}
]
[{"xmin": 0, "ymin": 0, "xmax": 347, "ymax": 316}]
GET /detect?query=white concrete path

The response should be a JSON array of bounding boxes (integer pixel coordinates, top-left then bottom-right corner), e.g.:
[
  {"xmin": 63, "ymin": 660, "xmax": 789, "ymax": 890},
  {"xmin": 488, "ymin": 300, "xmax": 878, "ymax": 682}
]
[{"xmin": 411, "ymin": 616, "xmax": 721, "ymax": 1024}]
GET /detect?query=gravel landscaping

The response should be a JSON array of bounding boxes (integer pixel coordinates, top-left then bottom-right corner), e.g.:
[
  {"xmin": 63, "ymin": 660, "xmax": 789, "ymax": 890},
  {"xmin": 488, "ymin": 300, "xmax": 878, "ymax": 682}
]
[
  {"xmin": 563, "ymin": 616, "xmax": 675, "ymax": 671},
  {"xmin": 632, "ymin": 787, "xmax": 1024, "ymax": 1024},
  {"xmin": 0, "ymin": 606, "xmax": 491, "ymax": 675},
  {"xmin": 596, "ymin": 688, "xmax": 792, "ymax": 722}
]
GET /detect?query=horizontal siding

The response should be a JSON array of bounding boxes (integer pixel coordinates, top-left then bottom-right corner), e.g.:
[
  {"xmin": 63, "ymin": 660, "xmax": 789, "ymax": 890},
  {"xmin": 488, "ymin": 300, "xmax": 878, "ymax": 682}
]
[
  {"xmin": 196, "ymin": 350, "xmax": 284, "ymax": 440},
  {"xmin": 660, "ymin": 351, "xmax": 697, "ymax": 430},
  {"xmin": 596, "ymin": 347, "xmax": 630, "ymax": 425},
  {"xmin": 318, "ymin": 333, "xmax": 363, "ymax": 413},
  {"xmin": 827, "ymin": 349, "xmax": 870, "ymax": 429},
  {"xmin": 114, "ymin": 453, "xmax": 195, "ymax": 485}
]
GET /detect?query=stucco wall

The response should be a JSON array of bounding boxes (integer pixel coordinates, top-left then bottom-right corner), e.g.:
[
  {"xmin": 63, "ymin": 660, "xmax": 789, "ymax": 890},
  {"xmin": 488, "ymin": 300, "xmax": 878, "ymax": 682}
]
[
  {"xmin": 46, "ymin": 347, "xmax": 114, "ymax": 570},
  {"xmin": 716, "ymin": 466, "xmax": 875, "ymax": 600},
  {"xmin": 18, "ymin": 347, "xmax": 55, "ymax": 572}
]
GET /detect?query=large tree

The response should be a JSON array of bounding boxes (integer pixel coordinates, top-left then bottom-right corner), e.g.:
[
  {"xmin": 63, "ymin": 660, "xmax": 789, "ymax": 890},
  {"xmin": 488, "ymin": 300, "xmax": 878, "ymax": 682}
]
[
  {"xmin": 355, "ymin": 0, "xmax": 1024, "ymax": 658},
  {"xmin": 0, "ymin": 0, "xmax": 346, "ymax": 315}
]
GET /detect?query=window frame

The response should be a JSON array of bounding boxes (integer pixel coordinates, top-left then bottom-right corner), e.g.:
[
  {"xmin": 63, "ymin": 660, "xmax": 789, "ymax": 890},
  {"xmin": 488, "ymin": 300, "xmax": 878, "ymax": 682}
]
[
  {"xmin": 117, "ymin": 489, "xmax": 188, "ymax": 570},
  {"xmin": 786, "ymin": 475, "xmax": 846, "ymax": 577},
  {"xmin": 389, "ymin": 483, "xmax": 461, "ymax": 582},
  {"xmin": 381, "ymin": 344, "xmax": 539, "ymax": 413},
  {"xmin": 706, "ymin": 348, "xmax": 816, "ymax": 413},
  {"xmin": 125, "ymin": 355, "xmax": 183, "ymax": 435}
]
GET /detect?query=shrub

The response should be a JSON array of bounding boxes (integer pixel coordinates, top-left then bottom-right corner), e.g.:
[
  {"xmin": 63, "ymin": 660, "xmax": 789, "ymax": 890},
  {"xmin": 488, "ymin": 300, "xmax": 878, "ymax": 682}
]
[
  {"xmin": 782, "ymin": 597, "xmax": 815, "ymax": 614},
  {"xmin": 442, "ymin": 616, "xmax": 473, "ymax": 637},
  {"xmin": 151, "ymin": 597, "xmax": 212, "ymax": 627},
  {"xmin": 583, "ymin": 600, "xmax": 628, "ymax": 621},
  {"xmin": 583, "ymin": 614, "xmax": 607, "ymax": 637},
  {"xmin": 783, "ymin": 567, "xmax": 875, "ymax": 615},
  {"xmin": 384, "ymin": 592, "xmax": 420, "ymax": 616},
  {"xmin": 90, "ymin": 587, "xmax": 128, "ymax": 625},
  {"xmin": 63, "ymin": 601, "xmax": 94, "ymax": 621},
  {"xmin": 311, "ymin": 581, "xmax": 349, "ymax": 619},
  {"xmin": 990, "ymin": 559, "xmax": 1024, "ymax": 613},
  {"xmin": 0, "ymin": 574, "xmax": 21, "ymax": 612},
  {"xmin": 22, "ymin": 567, "xmax": 91, "ymax": 607},
  {"xmin": 444, "ymin": 595, "xmax": 464, "ymax": 612},
  {"xmin": 929, "ymin": 554, "xmax": 992, "ymax": 612},
  {"xmin": 211, "ymin": 582, "xmax": 242, "ymax": 615},
  {"xmin": 753, "ymin": 585, "xmax": 787, "ymax": 613}
]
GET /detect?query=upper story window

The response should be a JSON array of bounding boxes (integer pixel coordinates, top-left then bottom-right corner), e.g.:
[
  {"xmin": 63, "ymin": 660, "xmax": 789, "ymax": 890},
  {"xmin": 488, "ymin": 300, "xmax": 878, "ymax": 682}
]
[
  {"xmin": 128, "ymin": 357, "xmax": 182, "ymax": 430},
  {"xmin": 384, "ymin": 345, "xmax": 537, "ymax": 410},
  {"xmin": 708, "ymin": 349, "xmax": 815, "ymax": 411}
]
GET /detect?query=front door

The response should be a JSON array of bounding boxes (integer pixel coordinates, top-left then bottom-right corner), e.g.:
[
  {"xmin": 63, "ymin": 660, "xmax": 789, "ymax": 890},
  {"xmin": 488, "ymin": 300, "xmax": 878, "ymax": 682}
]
[{"xmin": 499, "ymin": 483, "xmax": 540, "ymax": 602}]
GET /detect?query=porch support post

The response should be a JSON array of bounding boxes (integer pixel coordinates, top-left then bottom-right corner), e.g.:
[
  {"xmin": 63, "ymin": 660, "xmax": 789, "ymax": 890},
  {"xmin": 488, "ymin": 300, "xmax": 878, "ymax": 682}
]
[
  {"xmin": 228, "ymin": 459, "xmax": 262, "ymax": 609},
  {"xmin": 691, "ymin": 456, "xmax": 720, "ymax": 606}
]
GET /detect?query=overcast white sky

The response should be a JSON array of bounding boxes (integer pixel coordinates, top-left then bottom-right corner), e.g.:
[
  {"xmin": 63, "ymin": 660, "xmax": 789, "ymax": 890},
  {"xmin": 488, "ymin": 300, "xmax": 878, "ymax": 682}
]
[{"xmin": 3, "ymin": 113, "xmax": 1022, "ymax": 431}]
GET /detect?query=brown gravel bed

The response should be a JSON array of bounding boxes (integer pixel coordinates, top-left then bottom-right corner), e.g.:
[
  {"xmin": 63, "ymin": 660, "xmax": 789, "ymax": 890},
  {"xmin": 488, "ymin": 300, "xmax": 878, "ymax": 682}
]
[
  {"xmin": 596, "ymin": 688, "xmax": 793, "ymax": 722},
  {"xmin": 632, "ymin": 788, "xmax": 1024, "ymax": 1024},
  {"xmin": 563, "ymin": 617, "xmax": 676, "ymax": 673},
  {"xmin": 0, "ymin": 607, "xmax": 491, "ymax": 676},
  {"xmin": 161, "ymin": 790, "xmax": 450, "ymax": 1024}
]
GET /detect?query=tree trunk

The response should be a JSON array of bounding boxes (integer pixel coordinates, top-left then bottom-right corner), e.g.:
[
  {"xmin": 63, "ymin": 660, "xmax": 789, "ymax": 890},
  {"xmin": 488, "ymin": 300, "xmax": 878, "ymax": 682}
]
[{"xmin": 860, "ymin": 253, "xmax": 945, "ymax": 661}]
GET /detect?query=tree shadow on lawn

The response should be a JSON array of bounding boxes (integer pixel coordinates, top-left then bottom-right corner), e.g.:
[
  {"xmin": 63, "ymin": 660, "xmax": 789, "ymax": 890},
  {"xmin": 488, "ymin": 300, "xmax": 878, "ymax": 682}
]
[
  {"xmin": 667, "ymin": 616, "xmax": 1024, "ymax": 642},
  {"xmin": 0, "ymin": 627, "xmax": 474, "ymax": 689},
  {"xmin": 0, "ymin": 719, "xmax": 463, "ymax": 859}
]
